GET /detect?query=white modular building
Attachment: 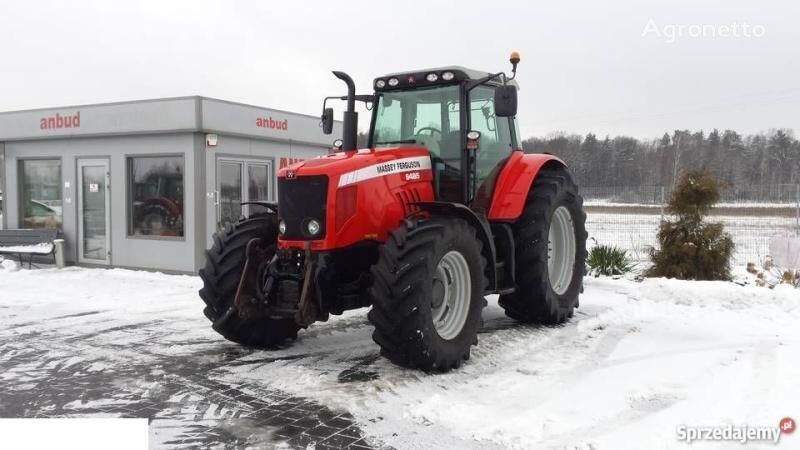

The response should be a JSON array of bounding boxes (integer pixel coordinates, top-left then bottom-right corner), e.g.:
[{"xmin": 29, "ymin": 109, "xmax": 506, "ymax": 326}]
[{"xmin": 0, "ymin": 97, "xmax": 340, "ymax": 272}]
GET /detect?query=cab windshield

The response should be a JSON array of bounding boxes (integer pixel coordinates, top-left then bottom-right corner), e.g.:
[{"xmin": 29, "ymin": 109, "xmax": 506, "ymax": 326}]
[
  {"xmin": 372, "ymin": 85, "xmax": 461, "ymax": 164},
  {"xmin": 370, "ymin": 83, "xmax": 515, "ymax": 203}
]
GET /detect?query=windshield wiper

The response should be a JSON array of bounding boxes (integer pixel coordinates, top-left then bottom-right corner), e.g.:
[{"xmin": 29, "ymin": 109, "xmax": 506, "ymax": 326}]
[{"xmin": 374, "ymin": 139, "xmax": 417, "ymax": 145}]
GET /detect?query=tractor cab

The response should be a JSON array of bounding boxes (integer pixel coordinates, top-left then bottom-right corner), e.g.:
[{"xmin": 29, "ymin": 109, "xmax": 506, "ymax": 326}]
[
  {"xmin": 368, "ymin": 67, "xmax": 520, "ymax": 206},
  {"xmin": 321, "ymin": 60, "xmax": 523, "ymax": 208}
]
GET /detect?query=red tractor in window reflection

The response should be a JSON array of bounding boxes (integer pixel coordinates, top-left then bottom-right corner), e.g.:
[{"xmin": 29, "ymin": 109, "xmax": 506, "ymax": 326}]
[
  {"xmin": 199, "ymin": 53, "xmax": 587, "ymax": 372},
  {"xmin": 132, "ymin": 172, "xmax": 184, "ymax": 236}
]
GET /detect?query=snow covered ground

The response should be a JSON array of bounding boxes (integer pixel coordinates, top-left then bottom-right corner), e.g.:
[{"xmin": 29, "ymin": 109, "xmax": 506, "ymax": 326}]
[{"xmin": 1, "ymin": 267, "xmax": 798, "ymax": 449}]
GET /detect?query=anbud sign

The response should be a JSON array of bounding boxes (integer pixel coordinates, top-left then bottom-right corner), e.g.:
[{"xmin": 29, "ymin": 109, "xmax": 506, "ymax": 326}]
[
  {"xmin": 40, "ymin": 111, "xmax": 81, "ymax": 130},
  {"xmin": 256, "ymin": 116, "xmax": 288, "ymax": 131}
]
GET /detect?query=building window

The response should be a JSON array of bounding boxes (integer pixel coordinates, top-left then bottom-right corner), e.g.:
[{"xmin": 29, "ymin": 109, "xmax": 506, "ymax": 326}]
[
  {"xmin": 20, "ymin": 159, "xmax": 63, "ymax": 230},
  {"xmin": 128, "ymin": 156, "xmax": 184, "ymax": 237}
]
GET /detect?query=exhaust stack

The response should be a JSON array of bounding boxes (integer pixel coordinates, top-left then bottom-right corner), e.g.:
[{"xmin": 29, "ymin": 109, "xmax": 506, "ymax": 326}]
[{"xmin": 332, "ymin": 71, "xmax": 358, "ymax": 151}]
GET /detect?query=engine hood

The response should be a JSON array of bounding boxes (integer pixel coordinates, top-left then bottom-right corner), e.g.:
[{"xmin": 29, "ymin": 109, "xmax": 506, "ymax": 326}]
[
  {"xmin": 276, "ymin": 145, "xmax": 437, "ymax": 251},
  {"xmin": 277, "ymin": 147, "xmax": 432, "ymax": 184}
]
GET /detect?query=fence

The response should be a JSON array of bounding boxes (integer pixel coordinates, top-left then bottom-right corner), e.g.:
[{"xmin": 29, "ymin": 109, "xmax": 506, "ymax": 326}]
[
  {"xmin": 581, "ymin": 183, "xmax": 800, "ymax": 206},
  {"xmin": 582, "ymin": 184, "xmax": 800, "ymax": 267}
]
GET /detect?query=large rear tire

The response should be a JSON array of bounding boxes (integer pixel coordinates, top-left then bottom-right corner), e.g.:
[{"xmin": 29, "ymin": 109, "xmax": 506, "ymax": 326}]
[
  {"xmin": 499, "ymin": 168, "xmax": 588, "ymax": 324},
  {"xmin": 199, "ymin": 215, "xmax": 299, "ymax": 347},
  {"xmin": 368, "ymin": 218, "xmax": 487, "ymax": 372}
]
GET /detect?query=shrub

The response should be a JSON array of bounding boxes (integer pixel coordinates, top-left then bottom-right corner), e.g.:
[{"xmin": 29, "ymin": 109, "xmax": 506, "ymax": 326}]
[
  {"xmin": 587, "ymin": 245, "xmax": 634, "ymax": 276},
  {"xmin": 647, "ymin": 170, "xmax": 734, "ymax": 280},
  {"xmin": 752, "ymin": 256, "xmax": 800, "ymax": 289}
]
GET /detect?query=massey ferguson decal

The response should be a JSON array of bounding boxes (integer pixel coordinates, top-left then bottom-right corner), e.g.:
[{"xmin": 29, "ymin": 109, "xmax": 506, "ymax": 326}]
[
  {"xmin": 256, "ymin": 116, "xmax": 288, "ymax": 130},
  {"xmin": 338, "ymin": 156, "xmax": 431, "ymax": 187},
  {"xmin": 376, "ymin": 159, "xmax": 423, "ymax": 173},
  {"xmin": 40, "ymin": 111, "xmax": 81, "ymax": 130}
]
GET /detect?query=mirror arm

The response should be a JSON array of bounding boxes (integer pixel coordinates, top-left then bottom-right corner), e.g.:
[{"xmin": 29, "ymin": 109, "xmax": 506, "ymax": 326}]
[
  {"xmin": 322, "ymin": 94, "xmax": 375, "ymax": 113},
  {"xmin": 465, "ymin": 71, "xmax": 506, "ymax": 92},
  {"xmin": 353, "ymin": 94, "xmax": 376, "ymax": 103},
  {"xmin": 321, "ymin": 96, "xmax": 342, "ymax": 115}
]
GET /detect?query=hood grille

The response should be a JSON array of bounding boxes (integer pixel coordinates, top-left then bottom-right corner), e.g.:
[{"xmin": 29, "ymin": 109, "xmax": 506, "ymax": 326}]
[{"xmin": 278, "ymin": 175, "xmax": 328, "ymax": 240}]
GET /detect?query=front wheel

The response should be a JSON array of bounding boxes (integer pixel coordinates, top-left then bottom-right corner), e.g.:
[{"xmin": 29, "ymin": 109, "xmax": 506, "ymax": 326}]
[
  {"xmin": 368, "ymin": 218, "xmax": 487, "ymax": 372},
  {"xmin": 499, "ymin": 168, "xmax": 588, "ymax": 324},
  {"xmin": 198, "ymin": 215, "xmax": 300, "ymax": 347}
]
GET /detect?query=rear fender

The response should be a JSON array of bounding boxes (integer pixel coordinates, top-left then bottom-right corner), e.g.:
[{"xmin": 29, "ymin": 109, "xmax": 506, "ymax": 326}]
[
  {"xmin": 487, "ymin": 152, "xmax": 566, "ymax": 221},
  {"xmin": 415, "ymin": 201, "xmax": 497, "ymax": 293}
]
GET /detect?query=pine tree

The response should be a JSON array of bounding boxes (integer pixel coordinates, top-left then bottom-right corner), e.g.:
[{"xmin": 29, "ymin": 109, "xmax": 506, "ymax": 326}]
[{"xmin": 647, "ymin": 170, "xmax": 734, "ymax": 280}]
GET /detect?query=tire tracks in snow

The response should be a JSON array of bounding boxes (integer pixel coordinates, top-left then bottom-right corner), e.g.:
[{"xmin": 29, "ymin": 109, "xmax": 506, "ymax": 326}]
[{"xmin": 0, "ymin": 306, "xmax": 388, "ymax": 449}]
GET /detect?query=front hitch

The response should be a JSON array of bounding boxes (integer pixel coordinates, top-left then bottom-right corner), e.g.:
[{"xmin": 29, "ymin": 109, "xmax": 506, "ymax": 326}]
[
  {"xmin": 233, "ymin": 240, "xmax": 327, "ymax": 326},
  {"xmin": 233, "ymin": 238, "xmax": 271, "ymax": 319},
  {"xmin": 296, "ymin": 243, "xmax": 323, "ymax": 327}
]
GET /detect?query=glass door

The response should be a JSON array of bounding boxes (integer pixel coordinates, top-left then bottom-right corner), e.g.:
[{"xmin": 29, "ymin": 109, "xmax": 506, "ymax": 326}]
[
  {"xmin": 218, "ymin": 161, "xmax": 242, "ymax": 229},
  {"xmin": 216, "ymin": 159, "xmax": 273, "ymax": 230},
  {"xmin": 77, "ymin": 159, "xmax": 110, "ymax": 264},
  {"xmin": 246, "ymin": 163, "xmax": 272, "ymax": 216}
]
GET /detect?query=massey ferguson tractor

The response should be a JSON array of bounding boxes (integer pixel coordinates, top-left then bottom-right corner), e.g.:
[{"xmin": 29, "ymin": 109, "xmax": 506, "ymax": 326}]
[{"xmin": 199, "ymin": 53, "xmax": 588, "ymax": 372}]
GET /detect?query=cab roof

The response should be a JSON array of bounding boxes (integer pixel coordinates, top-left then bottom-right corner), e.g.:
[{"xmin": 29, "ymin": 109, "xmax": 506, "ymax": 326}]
[{"xmin": 374, "ymin": 65, "xmax": 519, "ymax": 92}]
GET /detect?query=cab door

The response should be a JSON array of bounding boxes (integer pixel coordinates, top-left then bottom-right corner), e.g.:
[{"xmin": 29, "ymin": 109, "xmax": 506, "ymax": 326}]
[{"xmin": 468, "ymin": 85, "xmax": 514, "ymax": 208}]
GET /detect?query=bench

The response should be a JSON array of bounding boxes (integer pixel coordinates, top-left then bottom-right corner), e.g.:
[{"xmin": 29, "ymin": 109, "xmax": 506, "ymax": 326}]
[{"xmin": 0, "ymin": 229, "xmax": 59, "ymax": 269}]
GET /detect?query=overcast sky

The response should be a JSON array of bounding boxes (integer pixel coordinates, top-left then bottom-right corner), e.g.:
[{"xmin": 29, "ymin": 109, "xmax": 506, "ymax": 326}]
[{"xmin": 1, "ymin": 0, "xmax": 798, "ymax": 140}]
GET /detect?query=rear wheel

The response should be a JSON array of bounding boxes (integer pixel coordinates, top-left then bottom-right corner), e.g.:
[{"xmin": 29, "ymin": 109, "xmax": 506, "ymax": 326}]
[
  {"xmin": 199, "ymin": 215, "xmax": 299, "ymax": 347},
  {"xmin": 499, "ymin": 168, "xmax": 587, "ymax": 324},
  {"xmin": 368, "ymin": 218, "xmax": 487, "ymax": 372}
]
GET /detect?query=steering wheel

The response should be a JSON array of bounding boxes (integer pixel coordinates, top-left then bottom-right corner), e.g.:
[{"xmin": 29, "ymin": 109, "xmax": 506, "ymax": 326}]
[{"xmin": 414, "ymin": 127, "xmax": 442, "ymax": 138}]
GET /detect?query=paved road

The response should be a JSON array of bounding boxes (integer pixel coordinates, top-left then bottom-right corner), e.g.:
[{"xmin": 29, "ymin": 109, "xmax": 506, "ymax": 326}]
[{"xmin": 0, "ymin": 269, "xmax": 386, "ymax": 449}]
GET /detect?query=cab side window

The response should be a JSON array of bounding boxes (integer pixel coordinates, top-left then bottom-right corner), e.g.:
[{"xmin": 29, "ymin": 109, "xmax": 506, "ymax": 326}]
[{"xmin": 470, "ymin": 86, "xmax": 513, "ymax": 189}]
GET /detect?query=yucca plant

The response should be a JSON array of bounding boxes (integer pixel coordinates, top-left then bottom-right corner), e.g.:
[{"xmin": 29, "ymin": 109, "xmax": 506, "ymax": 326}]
[{"xmin": 587, "ymin": 245, "xmax": 635, "ymax": 276}]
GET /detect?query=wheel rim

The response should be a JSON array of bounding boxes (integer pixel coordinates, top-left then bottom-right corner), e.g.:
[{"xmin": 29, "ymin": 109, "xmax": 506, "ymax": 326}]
[
  {"xmin": 431, "ymin": 250, "xmax": 471, "ymax": 340},
  {"xmin": 548, "ymin": 206, "xmax": 576, "ymax": 295}
]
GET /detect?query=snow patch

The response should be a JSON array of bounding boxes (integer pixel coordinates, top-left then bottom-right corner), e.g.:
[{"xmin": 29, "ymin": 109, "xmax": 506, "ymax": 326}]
[{"xmin": 1, "ymin": 258, "xmax": 20, "ymax": 271}]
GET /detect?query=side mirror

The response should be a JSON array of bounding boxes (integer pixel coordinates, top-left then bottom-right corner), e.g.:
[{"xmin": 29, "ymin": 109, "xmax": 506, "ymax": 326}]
[
  {"xmin": 494, "ymin": 85, "xmax": 517, "ymax": 117},
  {"xmin": 321, "ymin": 108, "xmax": 334, "ymax": 134}
]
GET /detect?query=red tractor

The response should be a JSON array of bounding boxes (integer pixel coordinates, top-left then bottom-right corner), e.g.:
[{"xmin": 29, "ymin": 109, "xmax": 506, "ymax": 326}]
[{"xmin": 199, "ymin": 53, "xmax": 587, "ymax": 372}]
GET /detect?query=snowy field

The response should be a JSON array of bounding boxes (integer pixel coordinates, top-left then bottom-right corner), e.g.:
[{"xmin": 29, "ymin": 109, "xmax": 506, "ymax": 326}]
[
  {"xmin": 586, "ymin": 212, "xmax": 799, "ymax": 267},
  {"xmin": 1, "ymin": 266, "xmax": 799, "ymax": 449}
]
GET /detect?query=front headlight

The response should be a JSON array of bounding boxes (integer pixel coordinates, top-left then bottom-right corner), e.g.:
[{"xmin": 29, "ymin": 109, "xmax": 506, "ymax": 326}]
[
  {"xmin": 307, "ymin": 219, "xmax": 321, "ymax": 236},
  {"xmin": 278, "ymin": 220, "xmax": 286, "ymax": 235}
]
